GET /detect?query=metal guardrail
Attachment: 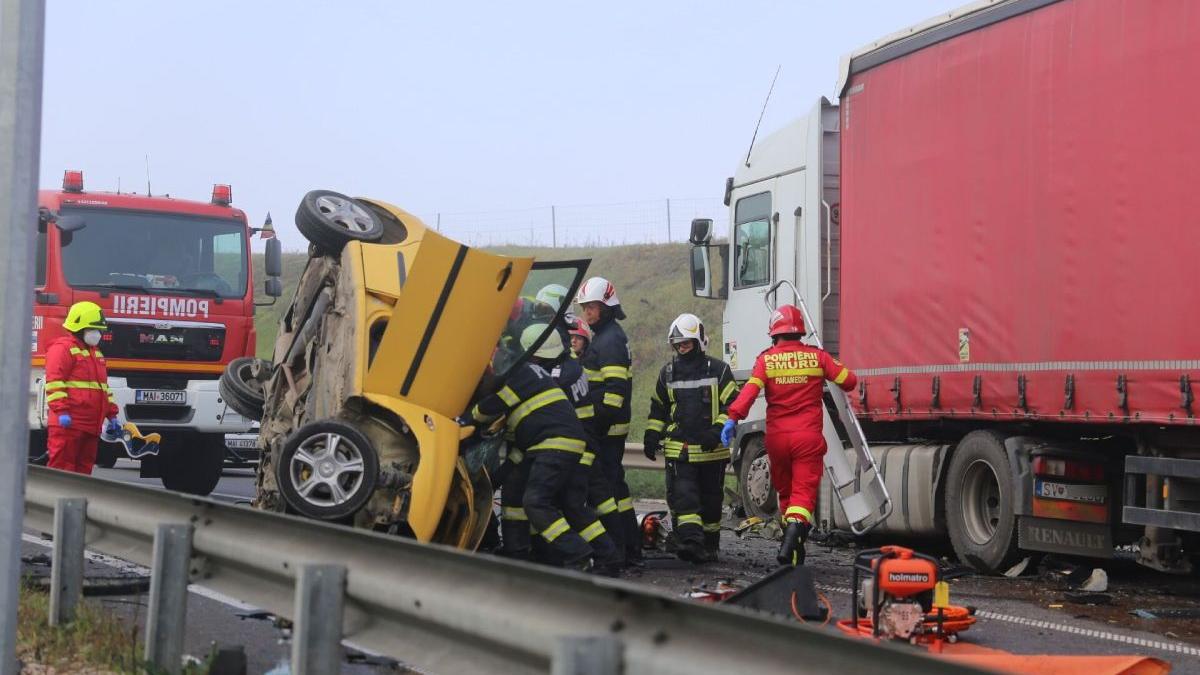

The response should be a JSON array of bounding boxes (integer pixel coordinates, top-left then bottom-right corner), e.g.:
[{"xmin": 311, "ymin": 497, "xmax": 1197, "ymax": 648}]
[{"xmin": 23, "ymin": 466, "xmax": 973, "ymax": 674}]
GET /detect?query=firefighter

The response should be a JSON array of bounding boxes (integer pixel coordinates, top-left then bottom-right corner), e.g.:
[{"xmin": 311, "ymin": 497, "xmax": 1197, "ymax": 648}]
[
  {"xmin": 566, "ymin": 316, "xmax": 592, "ymax": 357},
  {"xmin": 575, "ymin": 276, "xmax": 640, "ymax": 566},
  {"xmin": 722, "ymin": 305, "xmax": 857, "ymax": 566},
  {"xmin": 537, "ymin": 324, "xmax": 625, "ymax": 575},
  {"xmin": 643, "ymin": 314, "xmax": 738, "ymax": 563},
  {"xmin": 45, "ymin": 301, "xmax": 120, "ymax": 475},
  {"xmin": 470, "ymin": 326, "xmax": 596, "ymax": 570}
]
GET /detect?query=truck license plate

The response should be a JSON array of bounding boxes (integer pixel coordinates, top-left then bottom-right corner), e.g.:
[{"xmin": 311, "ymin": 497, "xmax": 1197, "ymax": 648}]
[
  {"xmin": 134, "ymin": 389, "xmax": 187, "ymax": 405},
  {"xmin": 1035, "ymin": 479, "xmax": 1106, "ymax": 504},
  {"xmin": 224, "ymin": 436, "xmax": 257, "ymax": 449}
]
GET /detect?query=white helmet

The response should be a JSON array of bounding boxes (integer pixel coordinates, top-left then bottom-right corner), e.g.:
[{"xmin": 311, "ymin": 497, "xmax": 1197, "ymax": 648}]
[
  {"xmin": 576, "ymin": 276, "xmax": 620, "ymax": 307},
  {"xmin": 535, "ymin": 284, "xmax": 569, "ymax": 311},
  {"xmin": 667, "ymin": 313, "xmax": 707, "ymax": 350},
  {"xmin": 520, "ymin": 323, "xmax": 564, "ymax": 360}
]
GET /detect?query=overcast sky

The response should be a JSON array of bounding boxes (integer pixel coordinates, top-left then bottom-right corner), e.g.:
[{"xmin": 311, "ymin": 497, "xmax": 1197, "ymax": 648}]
[{"xmin": 39, "ymin": 1, "xmax": 960, "ymax": 250}]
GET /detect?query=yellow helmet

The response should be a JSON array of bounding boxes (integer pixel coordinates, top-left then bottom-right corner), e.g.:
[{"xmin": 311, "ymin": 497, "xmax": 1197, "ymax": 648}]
[{"xmin": 62, "ymin": 301, "xmax": 107, "ymax": 332}]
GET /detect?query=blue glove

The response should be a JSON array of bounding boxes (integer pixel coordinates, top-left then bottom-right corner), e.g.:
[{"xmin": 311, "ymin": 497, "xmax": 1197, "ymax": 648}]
[
  {"xmin": 104, "ymin": 418, "xmax": 122, "ymax": 437},
  {"xmin": 57, "ymin": 414, "xmax": 72, "ymax": 428},
  {"xmin": 720, "ymin": 419, "xmax": 737, "ymax": 447}
]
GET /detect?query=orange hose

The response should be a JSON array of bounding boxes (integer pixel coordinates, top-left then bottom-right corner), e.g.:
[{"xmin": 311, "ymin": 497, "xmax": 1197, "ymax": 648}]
[{"xmin": 792, "ymin": 591, "xmax": 832, "ymax": 627}]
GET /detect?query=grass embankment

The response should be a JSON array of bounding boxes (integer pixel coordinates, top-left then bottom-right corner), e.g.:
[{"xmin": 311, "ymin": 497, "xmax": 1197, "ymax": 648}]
[
  {"xmin": 17, "ymin": 580, "xmax": 138, "ymax": 673},
  {"xmin": 253, "ymin": 242, "xmax": 725, "ymax": 441}
]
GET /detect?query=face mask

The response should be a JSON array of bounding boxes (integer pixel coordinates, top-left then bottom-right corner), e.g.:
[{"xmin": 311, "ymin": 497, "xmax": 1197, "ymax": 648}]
[{"xmin": 83, "ymin": 329, "xmax": 102, "ymax": 346}]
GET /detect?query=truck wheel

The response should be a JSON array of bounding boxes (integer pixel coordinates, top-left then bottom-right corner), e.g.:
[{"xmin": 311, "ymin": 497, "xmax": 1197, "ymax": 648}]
[
  {"xmin": 277, "ymin": 420, "xmax": 378, "ymax": 521},
  {"xmin": 737, "ymin": 435, "xmax": 779, "ymax": 520},
  {"xmin": 295, "ymin": 190, "xmax": 383, "ymax": 255},
  {"xmin": 95, "ymin": 443, "xmax": 120, "ymax": 469},
  {"xmin": 160, "ymin": 434, "xmax": 225, "ymax": 496},
  {"xmin": 219, "ymin": 357, "xmax": 269, "ymax": 422},
  {"xmin": 945, "ymin": 430, "xmax": 1021, "ymax": 573}
]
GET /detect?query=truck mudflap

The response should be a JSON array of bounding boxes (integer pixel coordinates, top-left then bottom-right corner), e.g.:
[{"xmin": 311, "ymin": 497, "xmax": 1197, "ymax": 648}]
[{"xmin": 764, "ymin": 280, "xmax": 892, "ymax": 534}]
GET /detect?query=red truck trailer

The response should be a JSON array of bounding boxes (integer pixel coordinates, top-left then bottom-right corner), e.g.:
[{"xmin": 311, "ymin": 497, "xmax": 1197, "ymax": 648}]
[
  {"xmin": 33, "ymin": 170, "xmax": 283, "ymax": 494},
  {"xmin": 689, "ymin": 0, "xmax": 1200, "ymax": 573}
]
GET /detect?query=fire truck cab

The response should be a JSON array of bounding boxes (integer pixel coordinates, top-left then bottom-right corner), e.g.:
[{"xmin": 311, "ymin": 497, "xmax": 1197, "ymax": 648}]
[{"xmin": 31, "ymin": 170, "xmax": 282, "ymax": 494}]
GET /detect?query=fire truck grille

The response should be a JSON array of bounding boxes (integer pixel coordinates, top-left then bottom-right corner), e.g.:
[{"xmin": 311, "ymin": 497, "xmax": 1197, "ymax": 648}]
[{"xmin": 103, "ymin": 323, "xmax": 224, "ymax": 361}]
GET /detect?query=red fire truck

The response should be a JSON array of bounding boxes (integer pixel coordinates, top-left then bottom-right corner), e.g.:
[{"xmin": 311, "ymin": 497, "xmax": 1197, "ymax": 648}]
[{"xmin": 31, "ymin": 170, "xmax": 282, "ymax": 494}]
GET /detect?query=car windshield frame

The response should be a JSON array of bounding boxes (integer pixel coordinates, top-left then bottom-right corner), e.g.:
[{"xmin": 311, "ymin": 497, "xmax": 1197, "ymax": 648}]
[
  {"xmin": 57, "ymin": 206, "xmax": 249, "ymax": 299},
  {"xmin": 477, "ymin": 258, "xmax": 591, "ymax": 401}
]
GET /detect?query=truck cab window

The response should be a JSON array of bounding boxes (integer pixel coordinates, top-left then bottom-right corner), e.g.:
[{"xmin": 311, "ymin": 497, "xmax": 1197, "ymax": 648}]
[{"xmin": 733, "ymin": 191, "xmax": 771, "ymax": 288}]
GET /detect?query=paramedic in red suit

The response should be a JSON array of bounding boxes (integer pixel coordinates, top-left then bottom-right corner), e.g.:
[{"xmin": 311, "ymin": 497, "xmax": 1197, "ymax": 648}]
[
  {"xmin": 45, "ymin": 301, "xmax": 120, "ymax": 474},
  {"xmin": 723, "ymin": 304, "xmax": 857, "ymax": 566}
]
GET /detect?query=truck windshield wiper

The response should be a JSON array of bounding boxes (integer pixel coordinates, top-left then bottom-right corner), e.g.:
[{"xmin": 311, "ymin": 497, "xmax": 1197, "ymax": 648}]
[
  {"xmin": 73, "ymin": 282, "xmax": 148, "ymax": 292},
  {"xmin": 169, "ymin": 287, "xmax": 222, "ymax": 298}
]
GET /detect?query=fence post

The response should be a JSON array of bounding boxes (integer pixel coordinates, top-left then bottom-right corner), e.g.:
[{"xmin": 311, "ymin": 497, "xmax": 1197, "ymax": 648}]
[
  {"xmin": 144, "ymin": 523, "xmax": 193, "ymax": 674},
  {"xmin": 436, "ymin": 212, "xmax": 441, "ymax": 231},
  {"xmin": 292, "ymin": 564, "xmax": 346, "ymax": 675},
  {"xmin": 0, "ymin": 0, "xmax": 45, "ymax": 670},
  {"xmin": 551, "ymin": 205, "xmax": 557, "ymax": 248},
  {"xmin": 48, "ymin": 498, "xmax": 86, "ymax": 626},
  {"xmin": 666, "ymin": 198, "xmax": 672, "ymax": 242},
  {"xmin": 552, "ymin": 635, "xmax": 622, "ymax": 675}
]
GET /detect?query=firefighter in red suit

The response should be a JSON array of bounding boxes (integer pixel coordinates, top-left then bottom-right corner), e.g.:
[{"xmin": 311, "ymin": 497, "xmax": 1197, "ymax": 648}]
[
  {"xmin": 723, "ymin": 305, "xmax": 857, "ymax": 566},
  {"xmin": 45, "ymin": 301, "xmax": 120, "ymax": 474}
]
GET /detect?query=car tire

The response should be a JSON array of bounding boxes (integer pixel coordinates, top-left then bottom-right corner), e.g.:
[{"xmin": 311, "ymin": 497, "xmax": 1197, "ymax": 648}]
[
  {"xmin": 160, "ymin": 433, "xmax": 224, "ymax": 496},
  {"xmin": 295, "ymin": 190, "xmax": 383, "ymax": 255},
  {"xmin": 219, "ymin": 357, "xmax": 269, "ymax": 422},
  {"xmin": 95, "ymin": 442, "xmax": 120, "ymax": 469},
  {"xmin": 945, "ymin": 430, "xmax": 1022, "ymax": 573},
  {"xmin": 736, "ymin": 435, "xmax": 779, "ymax": 521},
  {"xmin": 276, "ymin": 419, "xmax": 379, "ymax": 521}
]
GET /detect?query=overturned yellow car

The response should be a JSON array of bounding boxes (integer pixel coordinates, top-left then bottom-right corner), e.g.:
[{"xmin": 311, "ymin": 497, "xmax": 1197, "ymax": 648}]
[{"xmin": 222, "ymin": 191, "xmax": 586, "ymax": 548}]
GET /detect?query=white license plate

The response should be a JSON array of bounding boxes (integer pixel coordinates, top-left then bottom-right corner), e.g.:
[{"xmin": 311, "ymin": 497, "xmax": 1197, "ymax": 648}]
[
  {"xmin": 135, "ymin": 389, "xmax": 187, "ymax": 405},
  {"xmin": 224, "ymin": 437, "xmax": 257, "ymax": 449},
  {"xmin": 1035, "ymin": 479, "xmax": 1106, "ymax": 504}
]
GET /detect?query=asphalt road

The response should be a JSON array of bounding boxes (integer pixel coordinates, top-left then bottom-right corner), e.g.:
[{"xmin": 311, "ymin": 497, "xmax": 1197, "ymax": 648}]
[{"xmin": 75, "ymin": 463, "xmax": 1200, "ymax": 673}]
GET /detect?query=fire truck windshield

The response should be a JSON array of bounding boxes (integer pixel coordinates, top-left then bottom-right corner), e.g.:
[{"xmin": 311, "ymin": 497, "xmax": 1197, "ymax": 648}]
[{"xmin": 58, "ymin": 208, "xmax": 248, "ymax": 299}]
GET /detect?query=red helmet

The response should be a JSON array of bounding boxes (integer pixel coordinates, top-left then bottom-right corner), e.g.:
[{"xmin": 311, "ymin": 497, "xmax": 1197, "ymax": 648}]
[
  {"xmin": 567, "ymin": 316, "xmax": 593, "ymax": 342},
  {"xmin": 768, "ymin": 305, "xmax": 806, "ymax": 337}
]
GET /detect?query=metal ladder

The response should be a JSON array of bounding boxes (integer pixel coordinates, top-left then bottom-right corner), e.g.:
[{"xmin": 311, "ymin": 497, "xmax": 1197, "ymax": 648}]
[{"xmin": 763, "ymin": 280, "xmax": 892, "ymax": 535}]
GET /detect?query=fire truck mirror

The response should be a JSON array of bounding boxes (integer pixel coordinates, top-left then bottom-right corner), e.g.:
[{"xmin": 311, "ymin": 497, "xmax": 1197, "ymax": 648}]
[
  {"xmin": 265, "ymin": 277, "xmax": 283, "ymax": 298},
  {"xmin": 54, "ymin": 215, "xmax": 87, "ymax": 233},
  {"xmin": 265, "ymin": 237, "xmax": 283, "ymax": 278}
]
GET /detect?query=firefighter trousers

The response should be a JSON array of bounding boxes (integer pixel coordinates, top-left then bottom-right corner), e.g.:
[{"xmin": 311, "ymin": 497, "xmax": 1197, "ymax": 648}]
[
  {"xmin": 586, "ymin": 447, "xmax": 626, "ymax": 566},
  {"xmin": 766, "ymin": 430, "xmax": 826, "ymax": 525},
  {"xmin": 522, "ymin": 450, "xmax": 594, "ymax": 566},
  {"xmin": 596, "ymin": 434, "xmax": 640, "ymax": 561},
  {"xmin": 500, "ymin": 459, "xmax": 533, "ymax": 560},
  {"xmin": 665, "ymin": 457, "xmax": 727, "ymax": 551},
  {"xmin": 47, "ymin": 427, "xmax": 99, "ymax": 475}
]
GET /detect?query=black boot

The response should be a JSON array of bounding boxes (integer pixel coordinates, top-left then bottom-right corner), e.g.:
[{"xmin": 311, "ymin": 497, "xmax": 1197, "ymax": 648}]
[{"xmin": 776, "ymin": 521, "xmax": 813, "ymax": 566}]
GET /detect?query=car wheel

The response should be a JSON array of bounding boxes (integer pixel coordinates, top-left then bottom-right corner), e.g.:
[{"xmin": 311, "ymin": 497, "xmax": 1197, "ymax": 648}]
[
  {"xmin": 219, "ymin": 357, "xmax": 269, "ymax": 422},
  {"xmin": 276, "ymin": 420, "xmax": 378, "ymax": 521},
  {"xmin": 945, "ymin": 430, "xmax": 1022, "ymax": 573},
  {"xmin": 295, "ymin": 190, "xmax": 383, "ymax": 255},
  {"xmin": 737, "ymin": 435, "xmax": 778, "ymax": 520},
  {"xmin": 160, "ymin": 434, "xmax": 224, "ymax": 496},
  {"xmin": 95, "ymin": 442, "xmax": 120, "ymax": 469}
]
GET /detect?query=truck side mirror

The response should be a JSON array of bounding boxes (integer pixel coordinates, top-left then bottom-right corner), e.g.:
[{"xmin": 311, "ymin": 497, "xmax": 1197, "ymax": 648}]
[
  {"xmin": 55, "ymin": 215, "xmax": 87, "ymax": 232},
  {"xmin": 264, "ymin": 277, "xmax": 283, "ymax": 298},
  {"xmin": 264, "ymin": 237, "xmax": 282, "ymax": 278},
  {"xmin": 690, "ymin": 218, "xmax": 713, "ymax": 245}
]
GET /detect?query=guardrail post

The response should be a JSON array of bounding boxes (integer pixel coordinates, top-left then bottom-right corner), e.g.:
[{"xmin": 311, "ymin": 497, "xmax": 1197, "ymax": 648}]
[
  {"xmin": 292, "ymin": 564, "xmax": 346, "ymax": 675},
  {"xmin": 48, "ymin": 498, "xmax": 85, "ymax": 626},
  {"xmin": 144, "ymin": 523, "xmax": 193, "ymax": 674},
  {"xmin": 552, "ymin": 636, "xmax": 622, "ymax": 675}
]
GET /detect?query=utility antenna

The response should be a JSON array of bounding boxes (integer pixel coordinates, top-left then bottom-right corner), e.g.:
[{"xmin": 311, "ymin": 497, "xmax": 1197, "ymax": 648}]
[
  {"xmin": 744, "ymin": 65, "xmax": 782, "ymax": 168},
  {"xmin": 145, "ymin": 154, "xmax": 152, "ymax": 196}
]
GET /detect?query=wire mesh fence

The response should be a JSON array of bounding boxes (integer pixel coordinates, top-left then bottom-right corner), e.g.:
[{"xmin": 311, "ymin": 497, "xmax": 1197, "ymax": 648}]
[{"xmin": 421, "ymin": 196, "xmax": 728, "ymax": 248}]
